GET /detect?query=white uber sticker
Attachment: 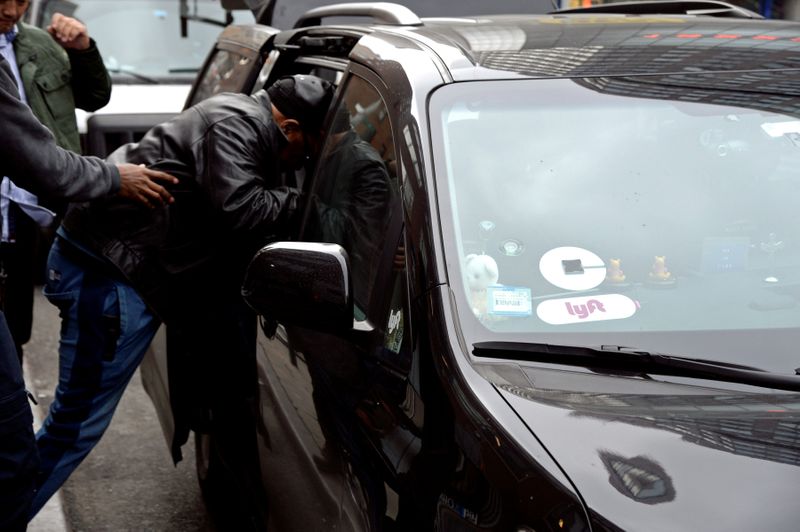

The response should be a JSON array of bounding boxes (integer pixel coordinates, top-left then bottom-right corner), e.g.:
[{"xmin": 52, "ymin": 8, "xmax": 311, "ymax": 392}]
[
  {"xmin": 539, "ymin": 246, "xmax": 606, "ymax": 291},
  {"xmin": 537, "ymin": 294, "xmax": 637, "ymax": 325},
  {"xmin": 487, "ymin": 286, "xmax": 532, "ymax": 317},
  {"xmin": 761, "ymin": 120, "xmax": 800, "ymax": 137}
]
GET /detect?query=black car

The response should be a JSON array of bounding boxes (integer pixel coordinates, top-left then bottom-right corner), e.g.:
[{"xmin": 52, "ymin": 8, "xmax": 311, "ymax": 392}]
[{"xmin": 142, "ymin": 2, "xmax": 800, "ymax": 530}]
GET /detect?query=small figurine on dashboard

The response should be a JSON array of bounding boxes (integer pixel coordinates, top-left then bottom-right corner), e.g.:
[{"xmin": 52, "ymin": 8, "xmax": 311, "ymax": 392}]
[
  {"xmin": 604, "ymin": 258, "xmax": 632, "ymax": 290},
  {"xmin": 606, "ymin": 258, "xmax": 626, "ymax": 283},
  {"xmin": 465, "ymin": 253, "xmax": 499, "ymax": 317},
  {"xmin": 647, "ymin": 255, "xmax": 676, "ymax": 287}
]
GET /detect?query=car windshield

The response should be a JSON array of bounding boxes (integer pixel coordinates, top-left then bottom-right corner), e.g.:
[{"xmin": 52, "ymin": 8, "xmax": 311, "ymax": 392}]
[
  {"xmin": 36, "ymin": 0, "xmax": 253, "ymax": 81},
  {"xmin": 431, "ymin": 75, "xmax": 800, "ymax": 374}
]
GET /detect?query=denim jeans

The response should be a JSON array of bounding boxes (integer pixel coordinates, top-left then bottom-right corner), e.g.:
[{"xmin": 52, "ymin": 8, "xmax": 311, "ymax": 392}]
[
  {"xmin": 0, "ymin": 311, "xmax": 37, "ymax": 532},
  {"xmin": 29, "ymin": 237, "xmax": 160, "ymax": 518}
]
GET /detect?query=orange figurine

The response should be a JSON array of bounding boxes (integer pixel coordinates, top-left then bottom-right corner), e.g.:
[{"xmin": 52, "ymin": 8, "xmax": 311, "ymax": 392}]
[{"xmin": 649, "ymin": 255, "xmax": 672, "ymax": 281}]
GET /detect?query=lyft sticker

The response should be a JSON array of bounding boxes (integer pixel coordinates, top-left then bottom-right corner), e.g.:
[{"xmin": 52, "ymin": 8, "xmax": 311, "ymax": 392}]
[
  {"xmin": 487, "ymin": 286, "xmax": 533, "ymax": 316},
  {"xmin": 537, "ymin": 294, "xmax": 637, "ymax": 325}
]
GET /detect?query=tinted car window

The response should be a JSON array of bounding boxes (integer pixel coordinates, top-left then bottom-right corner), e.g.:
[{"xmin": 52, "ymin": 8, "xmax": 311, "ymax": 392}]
[
  {"xmin": 432, "ymin": 77, "xmax": 800, "ymax": 371},
  {"xmin": 305, "ymin": 74, "xmax": 399, "ymax": 318},
  {"xmin": 190, "ymin": 48, "xmax": 255, "ymax": 105}
]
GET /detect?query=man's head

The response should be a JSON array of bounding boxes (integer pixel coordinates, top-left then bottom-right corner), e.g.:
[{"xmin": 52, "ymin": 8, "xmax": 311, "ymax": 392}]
[
  {"xmin": 267, "ymin": 74, "xmax": 334, "ymax": 169},
  {"xmin": 0, "ymin": 0, "xmax": 30, "ymax": 34}
]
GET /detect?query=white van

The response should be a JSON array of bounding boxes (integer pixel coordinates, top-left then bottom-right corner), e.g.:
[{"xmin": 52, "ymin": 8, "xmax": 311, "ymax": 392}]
[{"xmin": 24, "ymin": 0, "xmax": 258, "ymax": 156}]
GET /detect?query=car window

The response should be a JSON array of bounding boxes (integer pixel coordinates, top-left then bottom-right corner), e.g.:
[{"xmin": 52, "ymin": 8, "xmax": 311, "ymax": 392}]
[
  {"xmin": 189, "ymin": 47, "xmax": 257, "ymax": 106},
  {"xmin": 252, "ymin": 54, "xmax": 346, "ymax": 96},
  {"xmin": 303, "ymin": 74, "xmax": 401, "ymax": 321}
]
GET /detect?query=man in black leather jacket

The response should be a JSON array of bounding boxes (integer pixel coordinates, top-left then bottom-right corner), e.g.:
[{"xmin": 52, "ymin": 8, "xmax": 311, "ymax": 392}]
[
  {"xmin": 30, "ymin": 75, "xmax": 334, "ymax": 524},
  {"xmin": 0, "ymin": 56, "xmax": 175, "ymax": 532}
]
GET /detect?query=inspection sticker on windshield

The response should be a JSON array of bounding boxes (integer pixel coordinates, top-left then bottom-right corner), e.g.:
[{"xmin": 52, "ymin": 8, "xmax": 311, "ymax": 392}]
[{"xmin": 487, "ymin": 286, "xmax": 532, "ymax": 316}]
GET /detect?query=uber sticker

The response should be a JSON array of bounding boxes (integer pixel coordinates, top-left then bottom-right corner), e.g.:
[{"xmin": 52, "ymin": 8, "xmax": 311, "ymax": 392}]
[
  {"xmin": 536, "ymin": 294, "xmax": 637, "ymax": 325},
  {"xmin": 761, "ymin": 120, "xmax": 800, "ymax": 137},
  {"xmin": 487, "ymin": 286, "xmax": 532, "ymax": 317}
]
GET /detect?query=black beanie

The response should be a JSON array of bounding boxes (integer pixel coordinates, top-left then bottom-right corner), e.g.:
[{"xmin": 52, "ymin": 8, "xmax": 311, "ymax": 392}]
[{"xmin": 267, "ymin": 74, "xmax": 334, "ymax": 132}]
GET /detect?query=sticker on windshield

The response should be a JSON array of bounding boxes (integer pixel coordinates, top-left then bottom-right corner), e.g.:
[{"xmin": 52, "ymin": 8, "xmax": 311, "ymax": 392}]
[
  {"xmin": 384, "ymin": 308, "xmax": 404, "ymax": 354},
  {"xmin": 761, "ymin": 120, "xmax": 800, "ymax": 138},
  {"xmin": 537, "ymin": 294, "xmax": 638, "ymax": 325},
  {"xmin": 539, "ymin": 247, "xmax": 607, "ymax": 291},
  {"xmin": 487, "ymin": 286, "xmax": 532, "ymax": 317}
]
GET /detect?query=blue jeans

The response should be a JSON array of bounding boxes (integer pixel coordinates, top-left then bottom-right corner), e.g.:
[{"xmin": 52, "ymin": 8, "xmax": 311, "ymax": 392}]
[
  {"xmin": 29, "ymin": 237, "xmax": 160, "ymax": 518},
  {"xmin": 0, "ymin": 311, "xmax": 38, "ymax": 532}
]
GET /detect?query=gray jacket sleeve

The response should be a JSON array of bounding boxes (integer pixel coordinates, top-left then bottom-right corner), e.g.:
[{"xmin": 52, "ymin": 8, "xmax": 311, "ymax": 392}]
[{"xmin": 0, "ymin": 57, "xmax": 120, "ymax": 200}]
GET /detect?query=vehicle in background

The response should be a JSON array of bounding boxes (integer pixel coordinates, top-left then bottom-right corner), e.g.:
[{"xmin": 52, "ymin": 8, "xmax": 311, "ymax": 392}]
[
  {"xmin": 24, "ymin": 0, "xmax": 257, "ymax": 156},
  {"xmin": 24, "ymin": 0, "xmax": 551, "ymax": 157}
]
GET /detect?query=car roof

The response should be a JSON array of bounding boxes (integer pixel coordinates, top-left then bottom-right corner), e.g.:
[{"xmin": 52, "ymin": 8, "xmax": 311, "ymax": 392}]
[{"xmin": 382, "ymin": 14, "xmax": 800, "ymax": 80}]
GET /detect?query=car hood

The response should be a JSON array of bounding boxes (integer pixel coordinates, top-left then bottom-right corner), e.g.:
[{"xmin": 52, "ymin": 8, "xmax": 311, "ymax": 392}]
[{"xmin": 480, "ymin": 363, "xmax": 800, "ymax": 531}]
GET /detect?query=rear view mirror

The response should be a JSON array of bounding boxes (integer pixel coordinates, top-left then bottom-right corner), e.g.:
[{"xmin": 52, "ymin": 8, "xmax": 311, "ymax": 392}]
[{"xmin": 242, "ymin": 242, "xmax": 353, "ymax": 333}]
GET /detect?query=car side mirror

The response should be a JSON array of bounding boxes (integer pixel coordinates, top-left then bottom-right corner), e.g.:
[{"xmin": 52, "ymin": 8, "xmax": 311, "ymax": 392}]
[{"xmin": 242, "ymin": 242, "xmax": 353, "ymax": 333}]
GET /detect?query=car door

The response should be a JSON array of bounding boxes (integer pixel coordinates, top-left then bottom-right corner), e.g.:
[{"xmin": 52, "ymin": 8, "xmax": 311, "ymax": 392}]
[
  {"xmin": 251, "ymin": 66, "xmax": 426, "ymax": 530},
  {"xmin": 140, "ymin": 20, "xmax": 278, "ymax": 461}
]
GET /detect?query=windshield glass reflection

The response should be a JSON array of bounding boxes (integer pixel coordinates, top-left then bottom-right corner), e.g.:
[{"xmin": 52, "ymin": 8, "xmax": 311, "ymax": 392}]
[
  {"xmin": 51, "ymin": 0, "xmax": 253, "ymax": 80},
  {"xmin": 433, "ymin": 75, "xmax": 800, "ymax": 371}
]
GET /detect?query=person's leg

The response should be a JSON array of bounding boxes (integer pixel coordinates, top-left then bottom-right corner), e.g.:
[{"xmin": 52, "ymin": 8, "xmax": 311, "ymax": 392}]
[
  {"xmin": 0, "ymin": 310, "xmax": 38, "ymax": 532},
  {"xmin": 194, "ymin": 290, "xmax": 268, "ymax": 529},
  {"xmin": 29, "ymin": 239, "xmax": 159, "ymax": 518}
]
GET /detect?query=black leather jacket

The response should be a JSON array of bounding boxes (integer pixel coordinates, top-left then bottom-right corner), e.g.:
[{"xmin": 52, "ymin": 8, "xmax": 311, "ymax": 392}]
[{"xmin": 61, "ymin": 90, "xmax": 301, "ymax": 320}]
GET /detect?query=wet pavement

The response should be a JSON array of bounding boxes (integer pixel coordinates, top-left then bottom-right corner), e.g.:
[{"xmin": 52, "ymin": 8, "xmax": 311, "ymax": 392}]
[{"xmin": 24, "ymin": 289, "xmax": 216, "ymax": 531}]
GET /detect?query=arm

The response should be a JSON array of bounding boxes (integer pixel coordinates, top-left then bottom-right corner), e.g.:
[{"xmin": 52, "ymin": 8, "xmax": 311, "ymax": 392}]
[
  {"xmin": 48, "ymin": 13, "xmax": 111, "ymax": 111},
  {"xmin": 1, "ymin": 57, "xmax": 117, "ymax": 199},
  {"xmin": 202, "ymin": 117, "xmax": 301, "ymax": 235},
  {"xmin": 1, "ymin": 58, "xmax": 175, "ymax": 205},
  {"xmin": 67, "ymin": 39, "xmax": 112, "ymax": 111}
]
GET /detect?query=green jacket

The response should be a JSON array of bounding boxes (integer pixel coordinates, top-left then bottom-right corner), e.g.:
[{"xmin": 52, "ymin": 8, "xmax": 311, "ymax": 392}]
[{"xmin": 13, "ymin": 22, "xmax": 111, "ymax": 153}]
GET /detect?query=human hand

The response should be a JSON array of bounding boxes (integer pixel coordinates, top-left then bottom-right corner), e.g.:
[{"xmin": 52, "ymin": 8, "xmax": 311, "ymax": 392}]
[
  {"xmin": 116, "ymin": 164, "xmax": 178, "ymax": 208},
  {"xmin": 47, "ymin": 13, "xmax": 90, "ymax": 50}
]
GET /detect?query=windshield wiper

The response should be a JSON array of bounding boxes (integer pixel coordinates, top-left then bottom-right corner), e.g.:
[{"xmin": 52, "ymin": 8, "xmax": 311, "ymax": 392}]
[
  {"xmin": 168, "ymin": 67, "xmax": 200, "ymax": 74},
  {"xmin": 106, "ymin": 68, "xmax": 160, "ymax": 85},
  {"xmin": 473, "ymin": 341, "xmax": 800, "ymax": 393}
]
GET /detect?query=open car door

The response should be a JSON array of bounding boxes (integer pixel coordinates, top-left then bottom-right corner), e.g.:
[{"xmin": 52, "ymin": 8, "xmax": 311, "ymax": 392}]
[{"xmin": 140, "ymin": 18, "xmax": 280, "ymax": 461}]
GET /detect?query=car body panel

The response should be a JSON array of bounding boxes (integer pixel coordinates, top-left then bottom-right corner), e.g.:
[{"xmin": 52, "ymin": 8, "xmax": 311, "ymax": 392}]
[
  {"xmin": 490, "ymin": 371, "xmax": 800, "ymax": 531},
  {"xmin": 254, "ymin": 324, "xmax": 347, "ymax": 530},
  {"xmin": 395, "ymin": 16, "xmax": 800, "ymax": 80}
]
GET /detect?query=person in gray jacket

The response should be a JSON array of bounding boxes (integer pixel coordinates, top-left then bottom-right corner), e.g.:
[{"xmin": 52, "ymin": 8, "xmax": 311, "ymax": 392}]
[
  {"xmin": 0, "ymin": 55, "xmax": 175, "ymax": 532},
  {"xmin": 2, "ymin": 1, "xmax": 113, "ymax": 364}
]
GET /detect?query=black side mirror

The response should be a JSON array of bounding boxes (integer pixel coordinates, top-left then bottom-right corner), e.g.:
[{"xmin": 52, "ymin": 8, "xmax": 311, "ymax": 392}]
[{"xmin": 241, "ymin": 242, "xmax": 352, "ymax": 333}]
